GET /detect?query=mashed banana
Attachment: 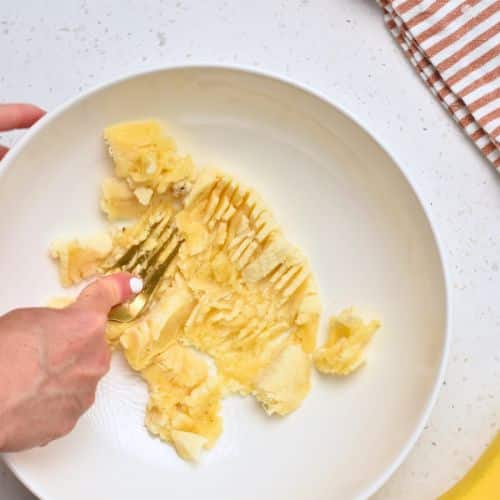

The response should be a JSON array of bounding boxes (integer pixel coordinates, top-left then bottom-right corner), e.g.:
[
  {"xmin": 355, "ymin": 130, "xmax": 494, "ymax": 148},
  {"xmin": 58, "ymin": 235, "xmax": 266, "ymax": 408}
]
[
  {"xmin": 51, "ymin": 120, "xmax": 377, "ymax": 461},
  {"xmin": 313, "ymin": 308, "xmax": 380, "ymax": 375}
]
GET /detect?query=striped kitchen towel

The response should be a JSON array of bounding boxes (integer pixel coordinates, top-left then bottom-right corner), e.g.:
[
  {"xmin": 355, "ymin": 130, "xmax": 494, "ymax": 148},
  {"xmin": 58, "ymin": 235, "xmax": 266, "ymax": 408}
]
[{"xmin": 378, "ymin": 0, "xmax": 500, "ymax": 169}]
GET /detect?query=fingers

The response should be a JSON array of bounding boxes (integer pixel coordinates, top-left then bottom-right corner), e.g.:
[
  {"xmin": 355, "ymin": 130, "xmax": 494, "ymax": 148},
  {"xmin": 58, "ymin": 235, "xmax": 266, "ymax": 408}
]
[
  {"xmin": 0, "ymin": 104, "xmax": 45, "ymax": 161},
  {"xmin": 0, "ymin": 103, "xmax": 45, "ymax": 132},
  {"xmin": 73, "ymin": 272, "xmax": 143, "ymax": 315}
]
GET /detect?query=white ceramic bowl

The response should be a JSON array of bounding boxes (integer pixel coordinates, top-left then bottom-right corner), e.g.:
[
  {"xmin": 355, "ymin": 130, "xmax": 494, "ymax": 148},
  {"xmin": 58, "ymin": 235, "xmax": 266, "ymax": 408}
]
[{"xmin": 0, "ymin": 66, "xmax": 449, "ymax": 500}]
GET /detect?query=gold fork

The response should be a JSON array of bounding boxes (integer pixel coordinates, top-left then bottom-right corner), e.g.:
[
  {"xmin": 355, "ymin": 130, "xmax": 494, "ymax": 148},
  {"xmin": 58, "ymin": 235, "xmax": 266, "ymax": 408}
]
[{"xmin": 105, "ymin": 218, "xmax": 183, "ymax": 323}]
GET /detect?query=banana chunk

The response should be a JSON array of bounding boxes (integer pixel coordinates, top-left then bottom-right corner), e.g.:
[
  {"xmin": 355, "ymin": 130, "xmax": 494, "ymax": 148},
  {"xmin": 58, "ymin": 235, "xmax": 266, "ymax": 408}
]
[{"xmin": 313, "ymin": 308, "xmax": 380, "ymax": 375}]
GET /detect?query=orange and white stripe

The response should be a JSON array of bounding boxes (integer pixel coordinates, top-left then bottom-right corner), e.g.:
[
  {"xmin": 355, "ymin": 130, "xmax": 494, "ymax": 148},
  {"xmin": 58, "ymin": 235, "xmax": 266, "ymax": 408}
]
[{"xmin": 378, "ymin": 0, "xmax": 500, "ymax": 169}]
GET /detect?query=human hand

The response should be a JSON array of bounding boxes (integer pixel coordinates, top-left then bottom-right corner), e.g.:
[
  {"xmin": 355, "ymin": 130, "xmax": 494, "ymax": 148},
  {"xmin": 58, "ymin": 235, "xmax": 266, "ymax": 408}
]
[
  {"xmin": 0, "ymin": 103, "xmax": 45, "ymax": 160},
  {"xmin": 0, "ymin": 273, "xmax": 143, "ymax": 452}
]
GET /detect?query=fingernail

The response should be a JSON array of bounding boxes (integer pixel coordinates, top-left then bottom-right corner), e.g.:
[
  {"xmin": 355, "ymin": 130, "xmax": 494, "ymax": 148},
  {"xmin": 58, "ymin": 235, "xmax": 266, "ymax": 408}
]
[{"xmin": 130, "ymin": 277, "xmax": 143, "ymax": 294}]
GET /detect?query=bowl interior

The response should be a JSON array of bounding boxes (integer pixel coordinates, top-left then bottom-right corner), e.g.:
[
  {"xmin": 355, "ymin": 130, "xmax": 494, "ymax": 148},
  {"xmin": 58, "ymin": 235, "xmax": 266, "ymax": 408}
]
[{"xmin": 0, "ymin": 67, "xmax": 447, "ymax": 500}]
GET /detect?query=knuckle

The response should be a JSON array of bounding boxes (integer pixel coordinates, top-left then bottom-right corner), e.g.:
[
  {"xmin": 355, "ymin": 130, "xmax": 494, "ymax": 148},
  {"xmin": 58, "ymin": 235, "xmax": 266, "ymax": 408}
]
[
  {"xmin": 68, "ymin": 309, "xmax": 106, "ymax": 336},
  {"xmin": 102, "ymin": 349, "xmax": 112, "ymax": 372},
  {"xmin": 78, "ymin": 347, "xmax": 110, "ymax": 382},
  {"xmin": 80, "ymin": 390, "xmax": 96, "ymax": 410},
  {"xmin": 86, "ymin": 314, "xmax": 106, "ymax": 336},
  {"xmin": 69, "ymin": 349, "xmax": 110, "ymax": 389},
  {"xmin": 58, "ymin": 418, "xmax": 77, "ymax": 438},
  {"xmin": 94, "ymin": 344, "xmax": 112, "ymax": 375}
]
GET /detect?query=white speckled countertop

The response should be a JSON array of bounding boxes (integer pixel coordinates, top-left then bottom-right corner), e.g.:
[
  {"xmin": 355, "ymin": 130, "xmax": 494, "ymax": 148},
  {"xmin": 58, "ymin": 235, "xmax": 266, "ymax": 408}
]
[{"xmin": 1, "ymin": 1, "xmax": 499, "ymax": 499}]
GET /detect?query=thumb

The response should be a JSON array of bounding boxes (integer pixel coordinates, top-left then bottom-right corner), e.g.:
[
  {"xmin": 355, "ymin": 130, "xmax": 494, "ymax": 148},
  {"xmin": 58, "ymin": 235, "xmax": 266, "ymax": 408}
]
[{"xmin": 73, "ymin": 273, "xmax": 143, "ymax": 315}]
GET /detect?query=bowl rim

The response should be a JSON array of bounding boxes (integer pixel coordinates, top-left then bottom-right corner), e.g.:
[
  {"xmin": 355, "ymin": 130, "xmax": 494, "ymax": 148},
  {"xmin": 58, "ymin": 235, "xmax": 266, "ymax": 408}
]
[{"xmin": 0, "ymin": 63, "xmax": 451, "ymax": 499}]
